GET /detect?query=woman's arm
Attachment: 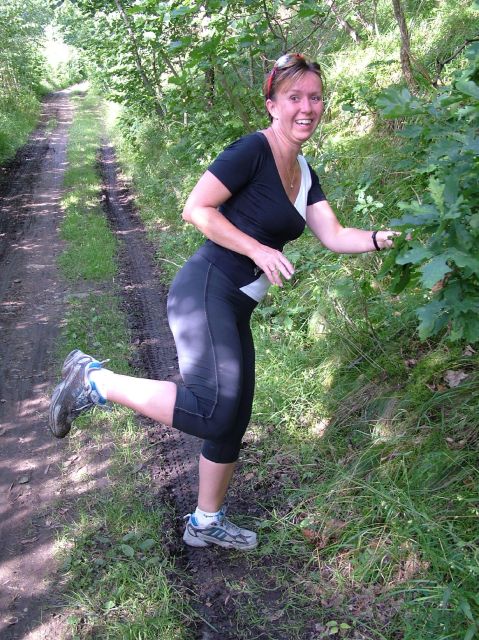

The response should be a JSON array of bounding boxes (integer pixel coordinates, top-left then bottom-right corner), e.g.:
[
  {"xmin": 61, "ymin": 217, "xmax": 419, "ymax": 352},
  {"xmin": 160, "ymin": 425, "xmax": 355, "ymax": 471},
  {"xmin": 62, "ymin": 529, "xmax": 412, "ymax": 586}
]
[
  {"xmin": 306, "ymin": 200, "xmax": 395, "ymax": 253},
  {"xmin": 182, "ymin": 170, "xmax": 294, "ymax": 286}
]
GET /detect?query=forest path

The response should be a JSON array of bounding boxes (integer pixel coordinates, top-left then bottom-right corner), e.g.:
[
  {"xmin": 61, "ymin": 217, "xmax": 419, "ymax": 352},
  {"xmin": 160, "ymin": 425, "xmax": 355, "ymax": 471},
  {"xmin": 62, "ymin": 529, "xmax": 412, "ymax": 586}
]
[
  {"xmin": 0, "ymin": 89, "xmax": 77, "ymax": 639},
  {"xmin": 0, "ymin": 90, "xmax": 279, "ymax": 640}
]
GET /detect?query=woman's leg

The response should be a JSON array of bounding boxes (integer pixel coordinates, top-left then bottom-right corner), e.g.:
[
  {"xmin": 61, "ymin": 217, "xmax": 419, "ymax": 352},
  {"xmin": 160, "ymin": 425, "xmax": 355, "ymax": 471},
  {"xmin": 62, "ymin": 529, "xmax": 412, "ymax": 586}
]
[
  {"xmin": 197, "ymin": 454, "xmax": 236, "ymax": 512},
  {"xmin": 167, "ymin": 257, "xmax": 256, "ymax": 441},
  {"xmin": 91, "ymin": 369, "xmax": 177, "ymax": 426}
]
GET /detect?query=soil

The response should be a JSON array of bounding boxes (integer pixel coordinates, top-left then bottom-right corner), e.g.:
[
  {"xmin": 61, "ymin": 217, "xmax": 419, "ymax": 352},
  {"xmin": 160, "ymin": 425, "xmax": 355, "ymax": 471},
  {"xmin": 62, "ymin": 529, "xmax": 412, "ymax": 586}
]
[
  {"xmin": 0, "ymin": 89, "xmax": 78, "ymax": 639},
  {"xmin": 0, "ymin": 90, "xmax": 289, "ymax": 639}
]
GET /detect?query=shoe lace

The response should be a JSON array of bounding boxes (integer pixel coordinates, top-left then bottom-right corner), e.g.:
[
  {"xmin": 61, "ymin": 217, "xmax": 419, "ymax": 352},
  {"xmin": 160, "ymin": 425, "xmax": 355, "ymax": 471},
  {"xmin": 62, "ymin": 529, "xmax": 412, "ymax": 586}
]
[
  {"xmin": 219, "ymin": 516, "xmax": 244, "ymax": 536},
  {"xmin": 72, "ymin": 398, "xmax": 95, "ymax": 414}
]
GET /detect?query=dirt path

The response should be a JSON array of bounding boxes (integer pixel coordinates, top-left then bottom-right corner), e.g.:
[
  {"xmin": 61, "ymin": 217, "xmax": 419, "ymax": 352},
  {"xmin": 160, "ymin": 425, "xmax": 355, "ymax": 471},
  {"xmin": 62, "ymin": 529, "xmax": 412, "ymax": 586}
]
[
  {"xmin": 0, "ymin": 90, "xmax": 76, "ymax": 639},
  {"xmin": 0, "ymin": 92, "xmax": 284, "ymax": 640}
]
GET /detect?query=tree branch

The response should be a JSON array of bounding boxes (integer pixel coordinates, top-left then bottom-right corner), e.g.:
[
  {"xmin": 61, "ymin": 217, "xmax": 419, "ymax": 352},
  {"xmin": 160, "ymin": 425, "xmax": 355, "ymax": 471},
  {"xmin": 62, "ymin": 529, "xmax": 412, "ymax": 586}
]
[
  {"xmin": 434, "ymin": 36, "xmax": 479, "ymax": 86},
  {"xmin": 261, "ymin": 0, "xmax": 287, "ymax": 49},
  {"xmin": 324, "ymin": 0, "xmax": 362, "ymax": 43},
  {"xmin": 112, "ymin": 0, "xmax": 165, "ymax": 116},
  {"xmin": 291, "ymin": 16, "xmax": 329, "ymax": 53}
]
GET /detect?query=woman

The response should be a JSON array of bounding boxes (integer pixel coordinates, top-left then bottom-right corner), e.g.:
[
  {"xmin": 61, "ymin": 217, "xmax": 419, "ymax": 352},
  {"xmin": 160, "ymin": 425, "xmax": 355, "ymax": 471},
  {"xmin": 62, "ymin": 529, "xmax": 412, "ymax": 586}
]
[{"xmin": 49, "ymin": 53, "xmax": 394, "ymax": 551}]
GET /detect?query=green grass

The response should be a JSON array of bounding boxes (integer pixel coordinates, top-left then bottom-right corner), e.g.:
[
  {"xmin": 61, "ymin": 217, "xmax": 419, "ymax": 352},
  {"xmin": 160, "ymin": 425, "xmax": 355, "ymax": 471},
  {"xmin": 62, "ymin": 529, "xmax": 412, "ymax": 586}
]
[
  {"xmin": 59, "ymin": 94, "xmax": 117, "ymax": 281},
  {"xmin": 108, "ymin": 67, "xmax": 479, "ymax": 640},
  {"xmin": 55, "ymin": 92, "xmax": 191, "ymax": 639},
  {"xmin": 0, "ymin": 92, "xmax": 41, "ymax": 163}
]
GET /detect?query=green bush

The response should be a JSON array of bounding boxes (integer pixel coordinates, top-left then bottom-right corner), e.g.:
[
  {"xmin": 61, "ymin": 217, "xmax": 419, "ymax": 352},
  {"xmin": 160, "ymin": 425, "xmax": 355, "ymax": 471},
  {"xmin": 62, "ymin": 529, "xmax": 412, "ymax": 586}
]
[{"xmin": 378, "ymin": 42, "xmax": 479, "ymax": 343}]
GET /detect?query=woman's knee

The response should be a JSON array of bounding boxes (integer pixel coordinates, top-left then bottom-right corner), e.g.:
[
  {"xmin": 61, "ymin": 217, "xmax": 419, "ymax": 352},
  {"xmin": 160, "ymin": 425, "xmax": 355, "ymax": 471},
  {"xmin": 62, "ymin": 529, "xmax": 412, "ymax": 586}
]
[{"xmin": 202, "ymin": 438, "xmax": 242, "ymax": 464}]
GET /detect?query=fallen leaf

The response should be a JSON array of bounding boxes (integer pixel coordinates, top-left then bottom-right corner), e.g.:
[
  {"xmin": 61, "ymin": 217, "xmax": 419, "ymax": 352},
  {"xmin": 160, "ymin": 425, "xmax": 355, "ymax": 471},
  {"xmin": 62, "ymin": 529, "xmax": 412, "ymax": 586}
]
[
  {"xmin": 444, "ymin": 369, "xmax": 468, "ymax": 388},
  {"xmin": 302, "ymin": 528, "xmax": 318, "ymax": 542},
  {"xmin": 139, "ymin": 538, "xmax": 155, "ymax": 552},
  {"xmin": 120, "ymin": 544, "xmax": 135, "ymax": 558}
]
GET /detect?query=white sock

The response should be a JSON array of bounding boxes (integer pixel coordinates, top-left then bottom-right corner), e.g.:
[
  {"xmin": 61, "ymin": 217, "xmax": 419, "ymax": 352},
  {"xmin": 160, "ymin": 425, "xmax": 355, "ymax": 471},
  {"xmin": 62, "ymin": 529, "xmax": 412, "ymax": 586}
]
[
  {"xmin": 193, "ymin": 506, "xmax": 222, "ymax": 527},
  {"xmin": 88, "ymin": 367, "xmax": 110, "ymax": 401}
]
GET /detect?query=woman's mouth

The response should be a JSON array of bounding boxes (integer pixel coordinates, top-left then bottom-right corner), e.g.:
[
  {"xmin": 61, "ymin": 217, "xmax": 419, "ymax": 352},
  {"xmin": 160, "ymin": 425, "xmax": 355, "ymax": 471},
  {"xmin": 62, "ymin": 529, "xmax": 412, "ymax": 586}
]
[{"xmin": 295, "ymin": 119, "xmax": 313, "ymax": 127}]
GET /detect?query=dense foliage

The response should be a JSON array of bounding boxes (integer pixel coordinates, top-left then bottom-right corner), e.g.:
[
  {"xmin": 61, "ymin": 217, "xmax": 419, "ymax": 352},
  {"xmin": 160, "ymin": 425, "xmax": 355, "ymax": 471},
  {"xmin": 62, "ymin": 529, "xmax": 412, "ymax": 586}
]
[
  {"xmin": 378, "ymin": 41, "xmax": 479, "ymax": 342},
  {"xmin": 0, "ymin": 0, "xmax": 51, "ymax": 160}
]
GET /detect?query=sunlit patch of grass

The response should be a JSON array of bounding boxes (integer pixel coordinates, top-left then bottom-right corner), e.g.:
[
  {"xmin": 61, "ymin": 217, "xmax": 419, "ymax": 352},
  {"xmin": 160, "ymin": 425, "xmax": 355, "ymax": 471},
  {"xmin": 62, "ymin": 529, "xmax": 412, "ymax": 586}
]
[
  {"xmin": 58, "ymin": 411, "xmax": 191, "ymax": 640},
  {"xmin": 59, "ymin": 94, "xmax": 117, "ymax": 281}
]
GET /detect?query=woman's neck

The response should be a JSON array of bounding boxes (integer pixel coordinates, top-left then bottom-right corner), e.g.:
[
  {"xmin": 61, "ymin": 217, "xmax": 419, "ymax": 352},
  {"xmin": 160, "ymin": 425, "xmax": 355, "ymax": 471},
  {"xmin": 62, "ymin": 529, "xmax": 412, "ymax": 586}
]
[
  {"xmin": 262, "ymin": 126, "xmax": 301, "ymax": 195},
  {"xmin": 268, "ymin": 124, "xmax": 301, "ymax": 158}
]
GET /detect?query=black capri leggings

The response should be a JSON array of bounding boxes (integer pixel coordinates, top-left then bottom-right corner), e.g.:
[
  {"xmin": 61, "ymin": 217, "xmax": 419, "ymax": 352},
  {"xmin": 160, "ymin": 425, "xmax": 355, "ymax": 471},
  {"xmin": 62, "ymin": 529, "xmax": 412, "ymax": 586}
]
[{"xmin": 167, "ymin": 254, "xmax": 257, "ymax": 464}]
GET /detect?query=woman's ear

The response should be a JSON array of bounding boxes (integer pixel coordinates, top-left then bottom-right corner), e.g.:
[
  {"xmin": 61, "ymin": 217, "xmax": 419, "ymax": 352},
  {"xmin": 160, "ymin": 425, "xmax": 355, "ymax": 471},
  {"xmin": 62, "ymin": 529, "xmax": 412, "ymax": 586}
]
[{"xmin": 265, "ymin": 98, "xmax": 277, "ymax": 120}]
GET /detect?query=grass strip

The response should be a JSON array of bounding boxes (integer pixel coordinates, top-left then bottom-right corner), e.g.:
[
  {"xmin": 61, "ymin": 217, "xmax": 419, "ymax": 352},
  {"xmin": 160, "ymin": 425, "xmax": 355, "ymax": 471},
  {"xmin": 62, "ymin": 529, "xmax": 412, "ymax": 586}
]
[
  {"xmin": 55, "ymin": 92, "xmax": 192, "ymax": 639},
  {"xmin": 0, "ymin": 92, "xmax": 41, "ymax": 164},
  {"xmin": 59, "ymin": 93, "xmax": 116, "ymax": 281}
]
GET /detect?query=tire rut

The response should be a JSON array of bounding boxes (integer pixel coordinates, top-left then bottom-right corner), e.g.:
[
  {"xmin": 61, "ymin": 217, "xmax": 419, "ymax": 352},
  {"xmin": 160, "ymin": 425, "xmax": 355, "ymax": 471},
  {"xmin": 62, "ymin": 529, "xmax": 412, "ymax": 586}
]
[
  {"xmin": 99, "ymin": 141, "xmax": 269, "ymax": 640},
  {"xmin": 0, "ymin": 89, "xmax": 77, "ymax": 640}
]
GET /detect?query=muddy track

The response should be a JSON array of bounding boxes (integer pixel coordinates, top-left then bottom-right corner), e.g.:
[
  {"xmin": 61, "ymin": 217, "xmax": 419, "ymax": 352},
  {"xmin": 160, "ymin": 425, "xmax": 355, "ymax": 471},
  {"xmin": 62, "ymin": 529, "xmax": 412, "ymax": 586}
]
[
  {"xmin": 99, "ymin": 142, "xmax": 271, "ymax": 640},
  {"xmin": 0, "ymin": 90, "xmax": 76, "ymax": 639},
  {"xmin": 0, "ymin": 89, "xmax": 288, "ymax": 640}
]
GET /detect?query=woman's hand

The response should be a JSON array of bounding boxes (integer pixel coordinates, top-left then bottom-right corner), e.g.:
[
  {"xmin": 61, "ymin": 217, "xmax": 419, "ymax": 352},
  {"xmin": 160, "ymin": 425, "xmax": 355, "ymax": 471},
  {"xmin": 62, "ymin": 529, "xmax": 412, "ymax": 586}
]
[
  {"xmin": 374, "ymin": 230, "xmax": 399, "ymax": 250},
  {"xmin": 249, "ymin": 244, "xmax": 294, "ymax": 286}
]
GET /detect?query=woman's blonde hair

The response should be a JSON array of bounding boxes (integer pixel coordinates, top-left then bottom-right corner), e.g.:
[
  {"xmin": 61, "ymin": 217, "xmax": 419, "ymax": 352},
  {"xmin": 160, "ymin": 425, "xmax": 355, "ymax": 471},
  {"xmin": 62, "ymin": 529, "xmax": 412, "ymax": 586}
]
[{"xmin": 264, "ymin": 53, "xmax": 322, "ymax": 102}]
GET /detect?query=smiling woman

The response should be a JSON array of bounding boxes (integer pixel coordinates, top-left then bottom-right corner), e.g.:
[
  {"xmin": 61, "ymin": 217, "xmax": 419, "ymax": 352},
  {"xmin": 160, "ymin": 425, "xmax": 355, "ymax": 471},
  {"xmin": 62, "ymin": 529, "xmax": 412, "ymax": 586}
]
[{"xmin": 49, "ymin": 53, "xmax": 396, "ymax": 553}]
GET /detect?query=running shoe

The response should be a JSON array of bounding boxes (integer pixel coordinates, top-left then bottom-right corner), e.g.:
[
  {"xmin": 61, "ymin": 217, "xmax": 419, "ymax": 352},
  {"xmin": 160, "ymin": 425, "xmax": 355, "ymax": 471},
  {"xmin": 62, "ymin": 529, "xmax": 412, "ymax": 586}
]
[
  {"xmin": 61, "ymin": 348, "xmax": 97, "ymax": 378},
  {"xmin": 183, "ymin": 512, "xmax": 258, "ymax": 550},
  {"xmin": 49, "ymin": 350, "xmax": 108, "ymax": 438}
]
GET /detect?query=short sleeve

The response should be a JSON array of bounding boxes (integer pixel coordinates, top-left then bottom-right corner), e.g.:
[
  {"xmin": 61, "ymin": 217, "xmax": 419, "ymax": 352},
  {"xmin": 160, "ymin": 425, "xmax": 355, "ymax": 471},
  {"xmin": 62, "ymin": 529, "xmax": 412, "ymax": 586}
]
[
  {"xmin": 208, "ymin": 134, "xmax": 265, "ymax": 195},
  {"xmin": 307, "ymin": 164, "xmax": 327, "ymax": 205}
]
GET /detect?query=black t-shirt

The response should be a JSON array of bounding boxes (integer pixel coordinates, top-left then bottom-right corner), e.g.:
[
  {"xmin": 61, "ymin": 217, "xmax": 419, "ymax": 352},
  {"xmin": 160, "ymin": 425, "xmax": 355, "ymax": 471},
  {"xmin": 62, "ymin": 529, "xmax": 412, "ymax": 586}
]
[{"xmin": 195, "ymin": 131, "xmax": 327, "ymax": 290}]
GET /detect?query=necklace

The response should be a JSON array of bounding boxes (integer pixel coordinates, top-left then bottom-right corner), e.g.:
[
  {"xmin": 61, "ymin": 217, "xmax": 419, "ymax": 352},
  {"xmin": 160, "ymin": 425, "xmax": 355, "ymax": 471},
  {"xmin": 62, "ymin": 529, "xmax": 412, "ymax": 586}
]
[{"xmin": 270, "ymin": 127, "xmax": 297, "ymax": 190}]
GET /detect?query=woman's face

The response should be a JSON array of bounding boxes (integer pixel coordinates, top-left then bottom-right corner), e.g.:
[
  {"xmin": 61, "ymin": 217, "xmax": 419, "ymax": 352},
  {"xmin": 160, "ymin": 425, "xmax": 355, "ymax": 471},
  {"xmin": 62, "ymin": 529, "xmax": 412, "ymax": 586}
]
[{"xmin": 266, "ymin": 71, "xmax": 324, "ymax": 144}]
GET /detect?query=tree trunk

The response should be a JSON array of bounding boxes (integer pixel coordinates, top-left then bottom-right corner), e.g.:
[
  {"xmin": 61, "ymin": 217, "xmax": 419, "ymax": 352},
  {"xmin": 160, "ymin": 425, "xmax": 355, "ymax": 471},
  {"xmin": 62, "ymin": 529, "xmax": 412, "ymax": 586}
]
[
  {"xmin": 391, "ymin": 0, "xmax": 418, "ymax": 92},
  {"xmin": 205, "ymin": 65, "xmax": 215, "ymax": 108},
  {"xmin": 112, "ymin": 0, "xmax": 165, "ymax": 116},
  {"xmin": 216, "ymin": 69, "xmax": 251, "ymax": 130},
  {"xmin": 324, "ymin": 0, "xmax": 362, "ymax": 43}
]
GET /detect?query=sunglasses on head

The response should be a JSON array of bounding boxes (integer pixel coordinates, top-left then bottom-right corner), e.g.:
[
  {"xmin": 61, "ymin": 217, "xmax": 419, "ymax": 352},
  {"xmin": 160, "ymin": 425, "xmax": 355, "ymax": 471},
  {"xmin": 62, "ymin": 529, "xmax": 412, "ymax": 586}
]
[{"xmin": 266, "ymin": 53, "xmax": 306, "ymax": 99}]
